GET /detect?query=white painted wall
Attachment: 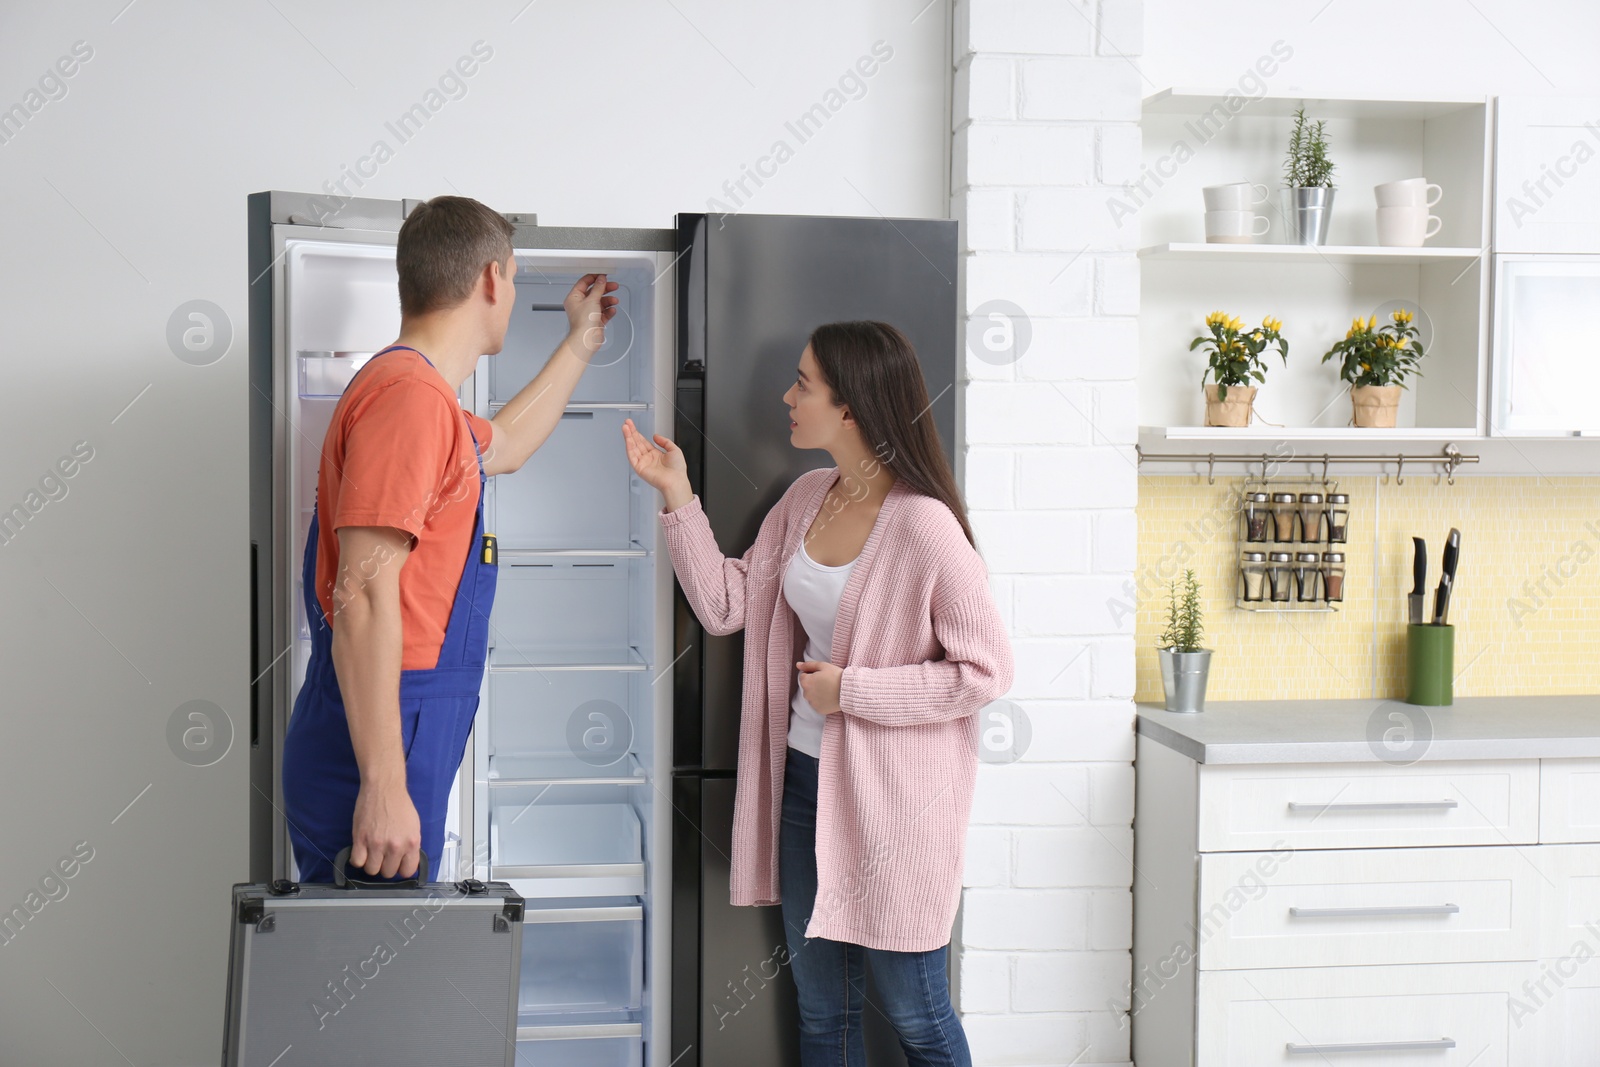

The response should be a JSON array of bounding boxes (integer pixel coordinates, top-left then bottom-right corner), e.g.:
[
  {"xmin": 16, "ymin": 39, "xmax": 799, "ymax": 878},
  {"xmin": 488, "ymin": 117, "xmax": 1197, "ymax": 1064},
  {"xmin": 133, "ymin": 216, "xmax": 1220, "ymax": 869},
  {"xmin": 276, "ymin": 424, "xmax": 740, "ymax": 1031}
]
[
  {"xmin": 0, "ymin": 4, "xmax": 948, "ymax": 1064},
  {"xmin": 1145, "ymin": 0, "xmax": 1600, "ymax": 98}
]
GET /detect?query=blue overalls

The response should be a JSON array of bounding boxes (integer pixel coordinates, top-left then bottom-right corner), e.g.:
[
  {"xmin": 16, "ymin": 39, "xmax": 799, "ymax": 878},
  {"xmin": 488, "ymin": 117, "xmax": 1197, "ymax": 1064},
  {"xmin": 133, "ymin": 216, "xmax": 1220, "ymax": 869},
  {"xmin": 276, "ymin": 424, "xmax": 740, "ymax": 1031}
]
[{"xmin": 281, "ymin": 345, "xmax": 497, "ymax": 884}]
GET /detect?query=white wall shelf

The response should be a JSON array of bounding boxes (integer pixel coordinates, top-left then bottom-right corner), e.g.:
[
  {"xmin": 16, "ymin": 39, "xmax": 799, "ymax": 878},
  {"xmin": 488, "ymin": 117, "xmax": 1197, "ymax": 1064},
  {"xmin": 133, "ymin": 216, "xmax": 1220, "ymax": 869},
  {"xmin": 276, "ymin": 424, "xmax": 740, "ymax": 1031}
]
[
  {"xmin": 1142, "ymin": 89, "xmax": 1489, "ymax": 121},
  {"xmin": 1139, "ymin": 243, "xmax": 1485, "ymax": 266},
  {"xmin": 1138, "ymin": 89, "xmax": 1494, "ymax": 453}
]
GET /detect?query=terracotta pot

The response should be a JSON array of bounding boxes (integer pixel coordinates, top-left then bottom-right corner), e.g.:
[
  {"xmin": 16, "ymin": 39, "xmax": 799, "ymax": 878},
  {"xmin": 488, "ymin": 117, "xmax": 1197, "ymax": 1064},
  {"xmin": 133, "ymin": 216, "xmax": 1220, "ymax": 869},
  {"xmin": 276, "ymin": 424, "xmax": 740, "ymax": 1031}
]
[
  {"xmin": 1351, "ymin": 384, "xmax": 1401, "ymax": 428},
  {"xmin": 1203, "ymin": 383, "xmax": 1256, "ymax": 427}
]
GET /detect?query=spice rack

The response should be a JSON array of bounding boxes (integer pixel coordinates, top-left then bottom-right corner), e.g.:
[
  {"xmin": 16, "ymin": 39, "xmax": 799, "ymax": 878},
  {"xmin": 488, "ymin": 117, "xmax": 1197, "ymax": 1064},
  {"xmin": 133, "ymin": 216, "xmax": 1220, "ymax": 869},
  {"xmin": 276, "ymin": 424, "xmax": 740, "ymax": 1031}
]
[{"xmin": 1234, "ymin": 477, "xmax": 1348, "ymax": 612}]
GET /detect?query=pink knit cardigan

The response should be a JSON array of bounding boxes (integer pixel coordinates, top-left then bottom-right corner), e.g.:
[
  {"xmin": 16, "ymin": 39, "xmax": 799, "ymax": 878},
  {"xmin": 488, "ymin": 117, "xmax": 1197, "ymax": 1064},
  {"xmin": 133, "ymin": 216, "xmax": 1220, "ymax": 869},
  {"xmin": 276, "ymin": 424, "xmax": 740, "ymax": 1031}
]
[{"xmin": 658, "ymin": 467, "xmax": 1014, "ymax": 952}]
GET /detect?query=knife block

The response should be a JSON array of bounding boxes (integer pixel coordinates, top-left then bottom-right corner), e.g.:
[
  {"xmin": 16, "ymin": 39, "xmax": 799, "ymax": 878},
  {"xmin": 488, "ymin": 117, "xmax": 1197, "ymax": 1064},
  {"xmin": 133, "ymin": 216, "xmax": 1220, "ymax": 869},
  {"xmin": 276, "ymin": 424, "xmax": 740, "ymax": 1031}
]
[{"xmin": 1406, "ymin": 623, "xmax": 1454, "ymax": 706}]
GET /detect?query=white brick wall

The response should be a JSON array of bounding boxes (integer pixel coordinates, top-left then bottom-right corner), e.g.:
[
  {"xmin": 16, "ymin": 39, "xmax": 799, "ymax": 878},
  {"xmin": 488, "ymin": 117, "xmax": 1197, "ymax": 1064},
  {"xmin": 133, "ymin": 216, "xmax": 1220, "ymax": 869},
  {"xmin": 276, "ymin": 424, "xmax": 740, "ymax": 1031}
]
[{"xmin": 952, "ymin": 1, "xmax": 1142, "ymax": 1064}]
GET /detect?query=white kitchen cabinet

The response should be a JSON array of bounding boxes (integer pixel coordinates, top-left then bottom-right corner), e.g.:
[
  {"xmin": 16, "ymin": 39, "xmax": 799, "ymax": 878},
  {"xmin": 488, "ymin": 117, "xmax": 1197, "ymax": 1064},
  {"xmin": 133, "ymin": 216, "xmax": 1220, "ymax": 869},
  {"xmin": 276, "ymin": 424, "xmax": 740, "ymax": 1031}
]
[
  {"xmin": 1137, "ymin": 92, "xmax": 1492, "ymax": 443},
  {"xmin": 1133, "ymin": 699, "xmax": 1600, "ymax": 1066},
  {"xmin": 1493, "ymin": 97, "xmax": 1600, "ymax": 255},
  {"xmin": 1196, "ymin": 962, "xmax": 1536, "ymax": 1064},
  {"xmin": 1196, "ymin": 845, "xmax": 1540, "ymax": 971},
  {"xmin": 1194, "ymin": 758, "xmax": 1538, "ymax": 852},
  {"xmin": 1539, "ymin": 758, "xmax": 1600, "ymax": 842}
]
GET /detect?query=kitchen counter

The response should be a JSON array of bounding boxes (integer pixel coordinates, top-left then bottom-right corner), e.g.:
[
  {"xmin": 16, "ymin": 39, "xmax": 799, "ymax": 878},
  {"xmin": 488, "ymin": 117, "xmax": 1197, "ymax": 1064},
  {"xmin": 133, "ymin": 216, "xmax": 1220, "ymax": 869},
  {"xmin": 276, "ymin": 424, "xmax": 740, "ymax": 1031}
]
[{"xmin": 1136, "ymin": 694, "xmax": 1600, "ymax": 764}]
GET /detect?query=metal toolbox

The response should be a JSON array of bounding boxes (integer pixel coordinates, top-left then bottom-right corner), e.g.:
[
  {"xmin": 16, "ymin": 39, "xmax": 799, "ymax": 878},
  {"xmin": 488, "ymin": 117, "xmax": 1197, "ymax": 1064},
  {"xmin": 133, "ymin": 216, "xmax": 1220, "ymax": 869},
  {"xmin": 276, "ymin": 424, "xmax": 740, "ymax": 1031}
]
[{"xmin": 222, "ymin": 852, "xmax": 524, "ymax": 1067}]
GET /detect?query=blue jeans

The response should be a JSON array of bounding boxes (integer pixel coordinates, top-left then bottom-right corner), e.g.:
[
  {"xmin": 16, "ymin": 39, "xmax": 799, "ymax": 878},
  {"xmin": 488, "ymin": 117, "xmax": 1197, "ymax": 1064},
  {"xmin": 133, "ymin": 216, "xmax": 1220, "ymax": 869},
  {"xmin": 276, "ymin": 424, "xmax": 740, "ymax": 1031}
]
[{"xmin": 779, "ymin": 747, "xmax": 972, "ymax": 1067}]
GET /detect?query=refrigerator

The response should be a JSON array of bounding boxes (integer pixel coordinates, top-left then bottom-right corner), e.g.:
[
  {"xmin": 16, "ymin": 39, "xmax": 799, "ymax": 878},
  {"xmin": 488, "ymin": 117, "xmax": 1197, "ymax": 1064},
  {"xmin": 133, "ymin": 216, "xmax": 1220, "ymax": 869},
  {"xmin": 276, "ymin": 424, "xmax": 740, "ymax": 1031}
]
[{"xmin": 247, "ymin": 191, "xmax": 957, "ymax": 1067}]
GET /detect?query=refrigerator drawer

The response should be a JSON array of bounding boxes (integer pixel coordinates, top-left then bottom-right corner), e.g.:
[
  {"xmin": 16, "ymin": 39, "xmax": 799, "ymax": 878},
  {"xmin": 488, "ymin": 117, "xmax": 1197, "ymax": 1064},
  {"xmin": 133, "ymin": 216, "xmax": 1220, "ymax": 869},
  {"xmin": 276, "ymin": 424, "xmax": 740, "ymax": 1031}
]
[
  {"xmin": 491, "ymin": 408, "xmax": 652, "ymax": 552},
  {"xmin": 519, "ymin": 898, "xmax": 644, "ymax": 1021},
  {"xmin": 514, "ymin": 1026, "xmax": 643, "ymax": 1067}
]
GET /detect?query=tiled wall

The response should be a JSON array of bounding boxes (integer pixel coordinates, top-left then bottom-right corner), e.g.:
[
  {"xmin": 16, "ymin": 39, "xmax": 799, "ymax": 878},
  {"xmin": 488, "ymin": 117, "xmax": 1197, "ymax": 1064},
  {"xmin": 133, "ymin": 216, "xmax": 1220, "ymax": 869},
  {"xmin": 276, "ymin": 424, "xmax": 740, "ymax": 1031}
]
[{"xmin": 1137, "ymin": 474, "xmax": 1600, "ymax": 702}]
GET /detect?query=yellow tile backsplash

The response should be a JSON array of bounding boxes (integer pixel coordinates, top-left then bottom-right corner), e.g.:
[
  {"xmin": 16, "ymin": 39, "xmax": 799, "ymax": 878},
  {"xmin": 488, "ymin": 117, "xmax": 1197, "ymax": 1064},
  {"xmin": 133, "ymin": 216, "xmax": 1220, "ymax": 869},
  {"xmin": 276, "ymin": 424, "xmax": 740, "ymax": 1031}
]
[{"xmin": 1136, "ymin": 474, "xmax": 1600, "ymax": 701}]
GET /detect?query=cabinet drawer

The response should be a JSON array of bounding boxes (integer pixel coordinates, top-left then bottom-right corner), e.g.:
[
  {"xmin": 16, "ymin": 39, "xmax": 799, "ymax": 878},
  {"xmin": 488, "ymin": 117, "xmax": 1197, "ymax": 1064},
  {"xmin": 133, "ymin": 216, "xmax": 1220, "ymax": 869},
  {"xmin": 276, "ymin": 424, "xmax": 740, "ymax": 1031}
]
[
  {"xmin": 1196, "ymin": 760, "xmax": 1538, "ymax": 852},
  {"xmin": 1198, "ymin": 846, "xmax": 1540, "ymax": 970},
  {"xmin": 1539, "ymin": 759, "xmax": 1600, "ymax": 842},
  {"xmin": 1197, "ymin": 962, "xmax": 1535, "ymax": 1065}
]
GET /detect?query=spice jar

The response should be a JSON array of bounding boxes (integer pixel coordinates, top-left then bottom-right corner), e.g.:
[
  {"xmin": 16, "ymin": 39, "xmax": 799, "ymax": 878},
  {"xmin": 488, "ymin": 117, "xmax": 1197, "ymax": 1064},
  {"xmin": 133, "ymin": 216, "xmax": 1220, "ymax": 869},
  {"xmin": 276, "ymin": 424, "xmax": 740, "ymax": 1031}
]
[
  {"xmin": 1270, "ymin": 493, "xmax": 1298, "ymax": 542},
  {"xmin": 1242, "ymin": 492, "xmax": 1270, "ymax": 543},
  {"xmin": 1321, "ymin": 552, "xmax": 1345, "ymax": 602},
  {"xmin": 1294, "ymin": 551, "xmax": 1321, "ymax": 601},
  {"xmin": 1240, "ymin": 551, "xmax": 1268, "ymax": 602},
  {"xmin": 1298, "ymin": 492, "xmax": 1324, "ymax": 543},
  {"xmin": 1324, "ymin": 493, "xmax": 1350, "ymax": 543},
  {"xmin": 1267, "ymin": 551, "xmax": 1293, "ymax": 602}
]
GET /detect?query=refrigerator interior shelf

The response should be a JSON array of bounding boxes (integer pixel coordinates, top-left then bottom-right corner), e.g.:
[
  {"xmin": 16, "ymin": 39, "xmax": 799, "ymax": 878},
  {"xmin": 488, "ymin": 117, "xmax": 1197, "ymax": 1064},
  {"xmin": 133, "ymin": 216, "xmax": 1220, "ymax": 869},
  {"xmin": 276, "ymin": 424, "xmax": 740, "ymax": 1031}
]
[
  {"xmin": 516, "ymin": 1022, "xmax": 644, "ymax": 1041},
  {"xmin": 497, "ymin": 869, "xmax": 647, "ymax": 900},
  {"xmin": 500, "ymin": 543, "xmax": 650, "ymax": 559},
  {"xmin": 488, "ymin": 752, "xmax": 646, "ymax": 786},
  {"xmin": 488, "ymin": 401, "xmax": 652, "ymax": 413},
  {"xmin": 492, "ymin": 802, "xmax": 643, "ymax": 865},
  {"xmin": 487, "ymin": 646, "xmax": 649, "ymax": 672}
]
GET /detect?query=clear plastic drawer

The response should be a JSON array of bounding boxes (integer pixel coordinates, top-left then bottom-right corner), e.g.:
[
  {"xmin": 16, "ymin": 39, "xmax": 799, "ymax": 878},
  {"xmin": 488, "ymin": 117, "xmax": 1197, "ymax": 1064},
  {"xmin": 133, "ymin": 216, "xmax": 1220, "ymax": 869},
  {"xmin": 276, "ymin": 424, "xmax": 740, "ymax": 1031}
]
[{"xmin": 518, "ymin": 898, "xmax": 643, "ymax": 1021}]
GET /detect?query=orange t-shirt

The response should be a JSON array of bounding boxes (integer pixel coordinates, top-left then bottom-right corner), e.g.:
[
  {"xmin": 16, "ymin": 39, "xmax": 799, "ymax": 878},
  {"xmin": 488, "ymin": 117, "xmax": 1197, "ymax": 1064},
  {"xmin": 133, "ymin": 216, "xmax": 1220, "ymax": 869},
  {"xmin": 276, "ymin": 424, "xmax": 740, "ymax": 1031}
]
[{"xmin": 313, "ymin": 348, "xmax": 494, "ymax": 670}]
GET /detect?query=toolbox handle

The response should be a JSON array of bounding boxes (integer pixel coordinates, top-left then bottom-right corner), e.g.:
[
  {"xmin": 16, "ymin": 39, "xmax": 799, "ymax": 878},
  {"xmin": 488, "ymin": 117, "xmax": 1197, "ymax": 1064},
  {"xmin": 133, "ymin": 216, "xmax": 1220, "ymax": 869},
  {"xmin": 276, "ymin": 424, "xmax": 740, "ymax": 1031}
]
[{"xmin": 330, "ymin": 847, "xmax": 430, "ymax": 889}]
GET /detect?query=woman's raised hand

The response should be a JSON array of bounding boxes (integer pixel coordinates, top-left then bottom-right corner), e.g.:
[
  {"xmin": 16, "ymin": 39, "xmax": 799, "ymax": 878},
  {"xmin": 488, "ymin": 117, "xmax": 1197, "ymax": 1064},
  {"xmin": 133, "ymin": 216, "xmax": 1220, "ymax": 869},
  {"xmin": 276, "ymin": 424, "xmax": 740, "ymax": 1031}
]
[{"xmin": 622, "ymin": 418, "xmax": 693, "ymax": 511}]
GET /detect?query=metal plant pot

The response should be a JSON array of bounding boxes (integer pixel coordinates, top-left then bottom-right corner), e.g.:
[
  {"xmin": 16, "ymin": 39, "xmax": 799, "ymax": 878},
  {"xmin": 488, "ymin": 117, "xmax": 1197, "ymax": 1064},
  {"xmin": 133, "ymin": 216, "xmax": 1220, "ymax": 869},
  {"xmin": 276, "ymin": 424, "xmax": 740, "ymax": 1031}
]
[
  {"xmin": 1282, "ymin": 186, "xmax": 1335, "ymax": 246},
  {"xmin": 1158, "ymin": 647, "xmax": 1213, "ymax": 713}
]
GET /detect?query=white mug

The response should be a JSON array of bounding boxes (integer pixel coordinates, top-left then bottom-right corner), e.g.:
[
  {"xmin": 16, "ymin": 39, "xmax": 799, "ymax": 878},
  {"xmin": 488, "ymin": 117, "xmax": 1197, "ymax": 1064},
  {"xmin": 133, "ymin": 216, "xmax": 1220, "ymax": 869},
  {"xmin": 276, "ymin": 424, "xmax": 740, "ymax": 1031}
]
[
  {"xmin": 1376, "ymin": 205, "xmax": 1442, "ymax": 246},
  {"xmin": 1205, "ymin": 209, "xmax": 1270, "ymax": 243},
  {"xmin": 1203, "ymin": 182, "xmax": 1270, "ymax": 211},
  {"xmin": 1375, "ymin": 178, "xmax": 1443, "ymax": 208}
]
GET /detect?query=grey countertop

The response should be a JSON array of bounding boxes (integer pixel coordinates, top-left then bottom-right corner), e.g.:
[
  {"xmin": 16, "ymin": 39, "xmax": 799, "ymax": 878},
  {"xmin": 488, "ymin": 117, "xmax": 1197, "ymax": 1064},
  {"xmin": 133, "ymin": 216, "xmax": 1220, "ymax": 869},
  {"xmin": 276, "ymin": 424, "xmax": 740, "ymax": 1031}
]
[{"xmin": 1136, "ymin": 694, "xmax": 1600, "ymax": 764}]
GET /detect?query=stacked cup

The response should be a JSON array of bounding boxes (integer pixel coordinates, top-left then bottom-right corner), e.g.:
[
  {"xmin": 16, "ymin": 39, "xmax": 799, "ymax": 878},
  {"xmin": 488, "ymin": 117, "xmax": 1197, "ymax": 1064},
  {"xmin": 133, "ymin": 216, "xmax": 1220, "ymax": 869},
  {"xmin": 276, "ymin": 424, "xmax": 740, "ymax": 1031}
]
[
  {"xmin": 1203, "ymin": 182, "xmax": 1270, "ymax": 243},
  {"xmin": 1375, "ymin": 178, "xmax": 1443, "ymax": 246}
]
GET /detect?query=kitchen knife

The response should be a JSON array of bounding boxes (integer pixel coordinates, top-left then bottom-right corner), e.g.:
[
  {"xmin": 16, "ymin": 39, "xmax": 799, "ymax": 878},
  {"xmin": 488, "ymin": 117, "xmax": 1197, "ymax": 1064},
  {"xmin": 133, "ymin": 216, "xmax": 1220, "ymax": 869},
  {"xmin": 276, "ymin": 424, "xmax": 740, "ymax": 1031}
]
[
  {"xmin": 1410, "ymin": 536, "xmax": 1427, "ymax": 625},
  {"xmin": 1437, "ymin": 527, "xmax": 1461, "ymax": 625}
]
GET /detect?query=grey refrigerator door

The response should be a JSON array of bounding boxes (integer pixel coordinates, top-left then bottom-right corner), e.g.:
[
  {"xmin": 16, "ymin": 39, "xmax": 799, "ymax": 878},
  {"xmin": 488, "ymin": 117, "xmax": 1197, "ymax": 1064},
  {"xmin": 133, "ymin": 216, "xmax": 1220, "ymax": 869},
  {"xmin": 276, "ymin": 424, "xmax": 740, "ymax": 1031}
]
[
  {"xmin": 672, "ymin": 212, "xmax": 959, "ymax": 774},
  {"xmin": 670, "ymin": 212, "xmax": 959, "ymax": 1067}
]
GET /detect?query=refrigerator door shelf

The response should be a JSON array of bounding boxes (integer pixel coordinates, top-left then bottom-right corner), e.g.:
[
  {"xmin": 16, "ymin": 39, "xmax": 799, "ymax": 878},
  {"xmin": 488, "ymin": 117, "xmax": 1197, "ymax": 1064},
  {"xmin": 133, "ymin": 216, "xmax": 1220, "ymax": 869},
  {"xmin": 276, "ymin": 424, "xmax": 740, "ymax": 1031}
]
[
  {"xmin": 297, "ymin": 350, "xmax": 375, "ymax": 398},
  {"xmin": 489, "ymin": 752, "xmax": 646, "ymax": 786}
]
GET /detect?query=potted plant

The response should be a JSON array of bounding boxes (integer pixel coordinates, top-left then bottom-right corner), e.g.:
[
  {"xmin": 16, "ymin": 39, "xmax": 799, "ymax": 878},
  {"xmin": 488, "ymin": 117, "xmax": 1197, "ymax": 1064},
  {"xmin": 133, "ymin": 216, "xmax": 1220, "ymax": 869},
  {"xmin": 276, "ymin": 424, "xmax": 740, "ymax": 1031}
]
[
  {"xmin": 1320, "ymin": 308, "xmax": 1425, "ymax": 427},
  {"xmin": 1192, "ymin": 311, "xmax": 1288, "ymax": 427},
  {"xmin": 1282, "ymin": 107, "xmax": 1336, "ymax": 245},
  {"xmin": 1157, "ymin": 569, "xmax": 1210, "ymax": 713}
]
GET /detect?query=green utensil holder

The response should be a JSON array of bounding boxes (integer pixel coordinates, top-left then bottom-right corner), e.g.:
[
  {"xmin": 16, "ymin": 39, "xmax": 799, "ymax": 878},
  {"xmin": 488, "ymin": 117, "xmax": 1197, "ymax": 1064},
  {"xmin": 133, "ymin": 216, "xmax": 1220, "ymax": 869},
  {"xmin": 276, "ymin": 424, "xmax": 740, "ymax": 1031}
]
[{"xmin": 1406, "ymin": 623, "xmax": 1454, "ymax": 706}]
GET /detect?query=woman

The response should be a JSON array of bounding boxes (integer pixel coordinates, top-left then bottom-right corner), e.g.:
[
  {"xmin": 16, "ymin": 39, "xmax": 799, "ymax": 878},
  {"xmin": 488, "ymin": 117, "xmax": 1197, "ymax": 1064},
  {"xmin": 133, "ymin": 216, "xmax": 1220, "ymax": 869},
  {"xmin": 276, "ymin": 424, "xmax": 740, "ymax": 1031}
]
[{"xmin": 622, "ymin": 321, "xmax": 1013, "ymax": 1067}]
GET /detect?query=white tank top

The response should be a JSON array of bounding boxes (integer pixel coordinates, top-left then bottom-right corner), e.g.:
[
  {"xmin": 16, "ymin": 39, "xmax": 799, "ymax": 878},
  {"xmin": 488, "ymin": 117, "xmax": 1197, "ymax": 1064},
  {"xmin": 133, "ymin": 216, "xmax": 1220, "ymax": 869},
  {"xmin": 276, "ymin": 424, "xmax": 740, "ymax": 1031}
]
[{"xmin": 783, "ymin": 538, "xmax": 857, "ymax": 758}]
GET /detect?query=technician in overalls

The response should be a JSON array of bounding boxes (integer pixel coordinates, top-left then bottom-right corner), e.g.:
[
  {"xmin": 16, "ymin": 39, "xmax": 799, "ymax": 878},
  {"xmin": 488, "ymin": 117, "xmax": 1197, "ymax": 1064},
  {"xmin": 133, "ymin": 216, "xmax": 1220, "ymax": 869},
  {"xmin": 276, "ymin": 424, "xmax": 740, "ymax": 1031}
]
[{"xmin": 281, "ymin": 196, "xmax": 618, "ymax": 883}]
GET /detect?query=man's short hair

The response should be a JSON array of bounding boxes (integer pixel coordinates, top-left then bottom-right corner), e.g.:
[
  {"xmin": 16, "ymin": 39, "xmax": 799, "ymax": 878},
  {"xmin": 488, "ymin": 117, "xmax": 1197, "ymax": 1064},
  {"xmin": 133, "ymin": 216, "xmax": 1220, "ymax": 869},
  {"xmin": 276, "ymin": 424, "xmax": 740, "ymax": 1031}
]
[{"xmin": 396, "ymin": 196, "xmax": 516, "ymax": 317}]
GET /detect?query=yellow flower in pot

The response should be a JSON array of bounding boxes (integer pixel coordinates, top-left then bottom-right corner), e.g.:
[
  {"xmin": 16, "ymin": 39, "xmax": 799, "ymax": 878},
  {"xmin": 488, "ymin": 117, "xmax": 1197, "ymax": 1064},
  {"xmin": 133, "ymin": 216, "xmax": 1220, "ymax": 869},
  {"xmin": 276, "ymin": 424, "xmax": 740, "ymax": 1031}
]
[
  {"xmin": 1191, "ymin": 312, "xmax": 1289, "ymax": 427},
  {"xmin": 1319, "ymin": 309, "xmax": 1426, "ymax": 427}
]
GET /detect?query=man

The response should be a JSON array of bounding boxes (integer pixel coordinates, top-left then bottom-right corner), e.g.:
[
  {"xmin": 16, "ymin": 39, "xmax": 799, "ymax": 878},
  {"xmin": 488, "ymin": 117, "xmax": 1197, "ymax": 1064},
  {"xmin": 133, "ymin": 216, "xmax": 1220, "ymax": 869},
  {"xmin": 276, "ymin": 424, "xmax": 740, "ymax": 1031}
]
[{"xmin": 281, "ymin": 195, "xmax": 618, "ymax": 883}]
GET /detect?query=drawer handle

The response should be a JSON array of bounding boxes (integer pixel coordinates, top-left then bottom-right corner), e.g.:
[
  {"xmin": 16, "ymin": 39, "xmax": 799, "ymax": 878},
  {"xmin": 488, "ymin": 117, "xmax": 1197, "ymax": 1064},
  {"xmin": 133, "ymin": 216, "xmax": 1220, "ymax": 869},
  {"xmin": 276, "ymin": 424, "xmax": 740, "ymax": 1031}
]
[
  {"xmin": 1286, "ymin": 799, "xmax": 1459, "ymax": 813},
  {"xmin": 1287, "ymin": 1038, "xmax": 1456, "ymax": 1054},
  {"xmin": 1288, "ymin": 903, "xmax": 1461, "ymax": 919}
]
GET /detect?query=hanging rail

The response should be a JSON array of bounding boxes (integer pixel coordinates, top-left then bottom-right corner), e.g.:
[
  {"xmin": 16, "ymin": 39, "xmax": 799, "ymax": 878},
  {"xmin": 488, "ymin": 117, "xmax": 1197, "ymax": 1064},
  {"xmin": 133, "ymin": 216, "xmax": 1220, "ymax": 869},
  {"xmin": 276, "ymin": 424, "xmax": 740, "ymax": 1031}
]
[{"xmin": 1134, "ymin": 445, "xmax": 1478, "ymax": 486}]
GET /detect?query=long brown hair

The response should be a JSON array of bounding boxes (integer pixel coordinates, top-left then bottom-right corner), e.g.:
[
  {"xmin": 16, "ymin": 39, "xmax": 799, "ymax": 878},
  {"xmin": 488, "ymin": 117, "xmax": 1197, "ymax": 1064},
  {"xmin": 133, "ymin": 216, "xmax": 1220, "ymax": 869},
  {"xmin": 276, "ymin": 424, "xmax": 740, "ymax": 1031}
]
[{"xmin": 807, "ymin": 321, "xmax": 975, "ymax": 547}]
